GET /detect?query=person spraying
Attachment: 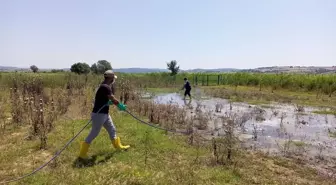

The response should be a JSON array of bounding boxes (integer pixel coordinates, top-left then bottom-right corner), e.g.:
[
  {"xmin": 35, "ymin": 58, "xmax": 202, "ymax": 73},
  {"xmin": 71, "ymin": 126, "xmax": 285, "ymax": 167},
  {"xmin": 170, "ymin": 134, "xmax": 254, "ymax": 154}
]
[
  {"xmin": 181, "ymin": 77, "xmax": 192, "ymax": 100},
  {"xmin": 79, "ymin": 70, "xmax": 129, "ymax": 159}
]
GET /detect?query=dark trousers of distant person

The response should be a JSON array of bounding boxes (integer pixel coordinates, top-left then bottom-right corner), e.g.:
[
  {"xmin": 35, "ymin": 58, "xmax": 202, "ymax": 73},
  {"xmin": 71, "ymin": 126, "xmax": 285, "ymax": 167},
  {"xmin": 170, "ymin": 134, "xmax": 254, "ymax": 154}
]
[{"xmin": 184, "ymin": 89, "xmax": 191, "ymax": 99}]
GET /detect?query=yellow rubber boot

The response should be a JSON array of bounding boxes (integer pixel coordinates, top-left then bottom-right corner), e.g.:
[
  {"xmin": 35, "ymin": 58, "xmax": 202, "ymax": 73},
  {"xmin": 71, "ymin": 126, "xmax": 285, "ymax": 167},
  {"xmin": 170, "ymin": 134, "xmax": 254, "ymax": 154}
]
[
  {"xmin": 79, "ymin": 141, "xmax": 90, "ymax": 159},
  {"xmin": 112, "ymin": 137, "xmax": 130, "ymax": 150}
]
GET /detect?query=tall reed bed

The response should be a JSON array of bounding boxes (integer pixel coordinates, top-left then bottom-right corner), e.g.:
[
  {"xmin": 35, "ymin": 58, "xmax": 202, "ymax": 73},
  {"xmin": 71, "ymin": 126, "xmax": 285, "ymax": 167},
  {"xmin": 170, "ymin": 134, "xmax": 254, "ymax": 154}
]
[{"xmin": 1, "ymin": 72, "xmax": 335, "ymax": 95}]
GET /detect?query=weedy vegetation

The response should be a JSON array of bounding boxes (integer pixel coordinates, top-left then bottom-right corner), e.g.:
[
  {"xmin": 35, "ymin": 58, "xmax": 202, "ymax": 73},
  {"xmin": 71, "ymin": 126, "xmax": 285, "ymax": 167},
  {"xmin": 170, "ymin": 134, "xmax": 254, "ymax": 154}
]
[{"xmin": 0, "ymin": 72, "xmax": 335, "ymax": 184}]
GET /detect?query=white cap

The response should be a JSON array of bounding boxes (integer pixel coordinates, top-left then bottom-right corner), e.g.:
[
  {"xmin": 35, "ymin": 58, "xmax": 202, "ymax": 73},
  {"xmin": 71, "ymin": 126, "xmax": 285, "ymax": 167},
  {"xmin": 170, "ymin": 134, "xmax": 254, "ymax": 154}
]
[{"xmin": 104, "ymin": 70, "xmax": 117, "ymax": 79}]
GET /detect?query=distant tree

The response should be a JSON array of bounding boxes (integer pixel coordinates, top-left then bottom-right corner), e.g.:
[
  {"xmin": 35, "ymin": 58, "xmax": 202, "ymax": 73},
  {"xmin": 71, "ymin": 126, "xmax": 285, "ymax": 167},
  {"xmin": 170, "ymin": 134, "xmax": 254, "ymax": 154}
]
[
  {"xmin": 51, "ymin": 69, "xmax": 64, "ymax": 73},
  {"xmin": 167, "ymin": 60, "xmax": 180, "ymax": 76},
  {"xmin": 91, "ymin": 60, "xmax": 112, "ymax": 74},
  {"xmin": 70, "ymin": 62, "xmax": 90, "ymax": 74},
  {"xmin": 98, "ymin": 60, "xmax": 112, "ymax": 73},
  {"xmin": 90, "ymin": 63, "xmax": 98, "ymax": 74},
  {"xmin": 30, "ymin": 65, "xmax": 38, "ymax": 73}
]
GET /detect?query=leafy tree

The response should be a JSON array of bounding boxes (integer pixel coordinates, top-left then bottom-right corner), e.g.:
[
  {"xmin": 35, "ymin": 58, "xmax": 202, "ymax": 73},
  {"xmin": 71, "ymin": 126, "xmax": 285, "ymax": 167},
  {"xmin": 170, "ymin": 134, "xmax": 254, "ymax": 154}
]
[
  {"xmin": 91, "ymin": 60, "xmax": 112, "ymax": 74},
  {"xmin": 51, "ymin": 69, "xmax": 64, "ymax": 73},
  {"xmin": 70, "ymin": 62, "xmax": 90, "ymax": 74},
  {"xmin": 167, "ymin": 60, "xmax": 179, "ymax": 76},
  {"xmin": 30, "ymin": 65, "xmax": 39, "ymax": 73},
  {"xmin": 91, "ymin": 63, "xmax": 98, "ymax": 74}
]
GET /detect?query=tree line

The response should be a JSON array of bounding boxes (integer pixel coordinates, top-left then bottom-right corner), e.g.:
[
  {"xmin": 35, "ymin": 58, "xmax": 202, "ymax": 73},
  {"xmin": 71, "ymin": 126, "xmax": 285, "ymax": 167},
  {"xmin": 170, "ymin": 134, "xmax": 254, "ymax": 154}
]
[
  {"xmin": 70, "ymin": 60, "xmax": 112, "ymax": 74},
  {"xmin": 28, "ymin": 60, "xmax": 113, "ymax": 74},
  {"xmin": 69, "ymin": 59, "xmax": 180, "ymax": 75},
  {"xmin": 70, "ymin": 59, "xmax": 180, "ymax": 75}
]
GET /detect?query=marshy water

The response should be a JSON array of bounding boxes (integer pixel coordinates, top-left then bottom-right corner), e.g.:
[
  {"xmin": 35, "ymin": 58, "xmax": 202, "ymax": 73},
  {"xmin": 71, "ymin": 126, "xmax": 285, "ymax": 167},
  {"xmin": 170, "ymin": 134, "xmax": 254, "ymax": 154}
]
[{"xmin": 149, "ymin": 92, "xmax": 336, "ymax": 163}]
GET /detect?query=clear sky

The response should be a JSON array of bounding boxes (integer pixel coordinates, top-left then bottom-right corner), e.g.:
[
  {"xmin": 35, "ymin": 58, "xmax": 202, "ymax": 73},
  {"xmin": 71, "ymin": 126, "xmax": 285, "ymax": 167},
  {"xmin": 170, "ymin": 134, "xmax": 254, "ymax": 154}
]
[{"xmin": 1, "ymin": 0, "xmax": 335, "ymax": 69}]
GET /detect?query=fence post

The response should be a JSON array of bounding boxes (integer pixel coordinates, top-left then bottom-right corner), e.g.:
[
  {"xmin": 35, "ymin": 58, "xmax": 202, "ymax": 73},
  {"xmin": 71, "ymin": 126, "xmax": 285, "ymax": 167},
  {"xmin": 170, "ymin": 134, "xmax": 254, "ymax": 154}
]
[
  {"xmin": 217, "ymin": 75, "xmax": 220, "ymax": 85},
  {"xmin": 202, "ymin": 75, "xmax": 205, "ymax": 86},
  {"xmin": 221, "ymin": 75, "xmax": 223, "ymax": 85},
  {"xmin": 207, "ymin": 75, "xmax": 209, "ymax": 86},
  {"xmin": 193, "ymin": 75, "xmax": 196, "ymax": 85}
]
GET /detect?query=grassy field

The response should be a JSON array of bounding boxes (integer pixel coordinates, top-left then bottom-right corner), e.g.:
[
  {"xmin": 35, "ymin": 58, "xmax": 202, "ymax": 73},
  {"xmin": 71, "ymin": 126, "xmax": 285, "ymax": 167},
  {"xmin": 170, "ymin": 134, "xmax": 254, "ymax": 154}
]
[
  {"xmin": 1, "ymin": 71, "xmax": 336, "ymax": 184},
  {"xmin": 121, "ymin": 72, "xmax": 336, "ymax": 96},
  {"xmin": 1, "ymin": 109, "xmax": 335, "ymax": 185},
  {"xmin": 312, "ymin": 110, "xmax": 336, "ymax": 115},
  {"xmin": 203, "ymin": 85, "xmax": 336, "ymax": 108},
  {"xmin": 1, "ymin": 71, "xmax": 336, "ymax": 93}
]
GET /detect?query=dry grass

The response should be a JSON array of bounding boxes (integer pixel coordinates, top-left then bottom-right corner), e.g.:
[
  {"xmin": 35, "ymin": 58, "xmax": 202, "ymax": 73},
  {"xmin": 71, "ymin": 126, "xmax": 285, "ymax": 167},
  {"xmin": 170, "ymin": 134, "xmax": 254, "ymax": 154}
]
[
  {"xmin": 0, "ymin": 74, "xmax": 336, "ymax": 184},
  {"xmin": 1, "ymin": 112, "xmax": 335, "ymax": 185}
]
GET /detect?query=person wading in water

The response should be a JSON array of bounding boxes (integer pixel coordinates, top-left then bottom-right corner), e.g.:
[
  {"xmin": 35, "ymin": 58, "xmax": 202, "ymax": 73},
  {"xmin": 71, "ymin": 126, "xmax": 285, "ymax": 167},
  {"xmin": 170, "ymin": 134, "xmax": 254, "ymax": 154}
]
[{"xmin": 181, "ymin": 77, "xmax": 192, "ymax": 100}]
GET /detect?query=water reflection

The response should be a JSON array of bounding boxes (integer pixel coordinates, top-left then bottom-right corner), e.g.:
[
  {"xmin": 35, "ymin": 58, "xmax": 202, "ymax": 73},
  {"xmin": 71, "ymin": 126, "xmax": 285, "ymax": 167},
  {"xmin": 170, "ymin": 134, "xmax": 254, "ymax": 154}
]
[{"xmin": 183, "ymin": 98, "xmax": 192, "ymax": 108}]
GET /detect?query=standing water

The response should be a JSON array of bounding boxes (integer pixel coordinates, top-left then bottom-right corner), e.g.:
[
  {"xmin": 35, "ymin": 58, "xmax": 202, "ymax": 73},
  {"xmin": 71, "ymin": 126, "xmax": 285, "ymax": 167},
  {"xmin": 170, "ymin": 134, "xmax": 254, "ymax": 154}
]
[{"xmin": 152, "ymin": 92, "xmax": 336, "ymax": 163}]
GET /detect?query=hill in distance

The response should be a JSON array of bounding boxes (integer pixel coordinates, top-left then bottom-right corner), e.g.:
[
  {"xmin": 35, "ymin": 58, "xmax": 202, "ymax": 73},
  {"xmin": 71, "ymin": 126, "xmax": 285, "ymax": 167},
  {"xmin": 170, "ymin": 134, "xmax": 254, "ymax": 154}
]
[
  {"xmin": 114, "ymin": 68, "xmax": 242, "ymax": 73},
  {"xmin": 0, "ymin": 66, "xmax": 241, "ymax": 73},
  {"xmin": 0, "ymin": 65, "xmax": 335, "ymax": 74}
]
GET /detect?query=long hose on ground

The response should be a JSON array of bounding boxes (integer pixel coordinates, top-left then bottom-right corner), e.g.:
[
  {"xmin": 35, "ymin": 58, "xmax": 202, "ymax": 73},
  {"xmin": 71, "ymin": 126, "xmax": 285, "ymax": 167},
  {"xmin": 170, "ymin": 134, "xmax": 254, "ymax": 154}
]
[
  {"xmin": 0, "ymin": 104, "xmax": 192, "ymax": 184},
  {"xmin": 0, "ymin": 104, "xmax": 108, "ymax": 184},
  {"xmin": 125, "ymin": 110, "xmax": 190, "ymax": 135}
]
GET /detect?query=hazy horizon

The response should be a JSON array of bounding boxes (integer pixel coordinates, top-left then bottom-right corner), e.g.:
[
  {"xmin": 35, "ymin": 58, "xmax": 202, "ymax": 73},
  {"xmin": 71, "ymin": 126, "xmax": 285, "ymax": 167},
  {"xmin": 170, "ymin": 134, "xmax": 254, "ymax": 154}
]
[
  {"xmin": 1, "ymin": 0, "xmax": 335, "ymax": 69},
  {"xmin": 1, "ymin": 64, "xmax": 335, "ymax": 71}
]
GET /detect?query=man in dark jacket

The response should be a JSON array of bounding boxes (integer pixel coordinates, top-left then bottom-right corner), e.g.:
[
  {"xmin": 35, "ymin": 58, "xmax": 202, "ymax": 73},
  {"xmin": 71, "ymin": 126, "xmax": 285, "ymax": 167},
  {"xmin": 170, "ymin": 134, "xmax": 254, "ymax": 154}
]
[{"xmin": 181, "ymin": 77, "xmax": 192, "ymax": 100}]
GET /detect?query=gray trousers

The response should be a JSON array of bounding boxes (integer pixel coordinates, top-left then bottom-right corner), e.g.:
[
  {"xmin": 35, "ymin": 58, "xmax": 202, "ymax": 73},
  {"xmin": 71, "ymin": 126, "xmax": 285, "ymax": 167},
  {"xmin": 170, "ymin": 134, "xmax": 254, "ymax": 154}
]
[{"xmin": 85, "ymin": 113, "xmax": 117, "ymax": 144}]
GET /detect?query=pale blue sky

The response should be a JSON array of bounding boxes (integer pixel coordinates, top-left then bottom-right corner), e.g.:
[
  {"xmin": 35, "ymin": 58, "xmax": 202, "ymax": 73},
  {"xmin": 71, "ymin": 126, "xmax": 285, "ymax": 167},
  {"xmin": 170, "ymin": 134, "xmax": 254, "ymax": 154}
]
[{"xmin": 1, "ymin": 0, "xmax": 335, "ymax": 69}]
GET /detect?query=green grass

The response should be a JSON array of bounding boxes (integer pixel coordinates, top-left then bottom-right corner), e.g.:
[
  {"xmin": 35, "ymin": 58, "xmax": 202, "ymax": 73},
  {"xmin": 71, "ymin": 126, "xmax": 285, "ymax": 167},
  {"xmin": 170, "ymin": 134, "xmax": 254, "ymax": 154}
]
[
  {"xmin": 1, "ymin": 110, "xmax": 335, "ymax": 185},
  {"xmin": 246, "ymin": 100, "xmax": 272, "ymax": 106},
  {"xmin": 1, "ymin": 71, "xmax": 336, "ymax": 95},
  {"xmin": 312, "ymin": 110, "xmax": 336, "ymax": 115},
  {"xmin": 290, "ymin": 141, "xmax": 307, "ymax": 147},
  {"xmin": 202, "ymin": 85, "xmax": 336, "ymax": 108},
  {"xmin": 259, "ymin": 104, "xmax": 274, "ymax": 109},
  {"xmin": 328, "ymin": 131, "xmax": 336, "ymax": 138}
]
